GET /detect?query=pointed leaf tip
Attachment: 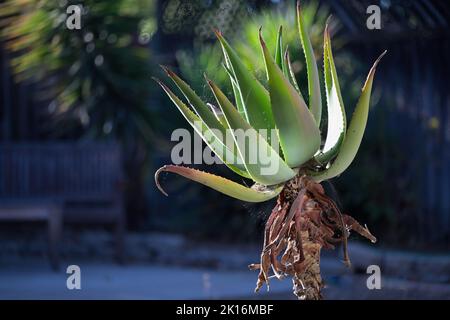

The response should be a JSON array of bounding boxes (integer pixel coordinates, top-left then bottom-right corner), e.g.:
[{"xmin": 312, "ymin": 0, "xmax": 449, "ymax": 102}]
[
  {"xmin": 258, "ymin": 28, "xmax": 265, "ymax": 47},
  {"xmin": 204, "ymin": 74, "xmax": 212, "ymax": 85},
  {"xmin": 152, "ymin": 76, "xmax": 161, "ymax": 84},
  {"xmin": 325, "ymin": 15, "xmax": 333, "ymax": 31},
  {"xmin": 213, "ymin": 29, "xmax": 222, "ymax": 37},
  {"xmin": 159, "ymin": 64, "xmax": 171, "ymax": 75},
  {"xmin": 153, "ymin": 77, "xmax": 170, "ymax": 92},
  {"xmin": 203, "ymin": 72, "xmax": 209, "ymax": 82},
  {"xmin": 297, "ymin": 0, "xmax": 322, "ymax": 125},
  {"xmin": 275, "ymin": 25, "xmax": 285, "ymax": 71},
  {"xmin": 155, "ymin": 166, "xmax": 169, "ymax": 196},
  {"xmin": 363, "ymin": 50, "xmax": 387, "ymax": 90}
]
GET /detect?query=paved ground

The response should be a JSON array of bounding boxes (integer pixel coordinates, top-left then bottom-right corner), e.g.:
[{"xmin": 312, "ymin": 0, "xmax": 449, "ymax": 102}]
[
  {"xmin": 0, "ymin": 260, "xmax": 294, "ymax": 300},
  {"xmin": 1, "ymin": 231, "xmax": 449, "ymax": 299},
  {"xmin": 1, "ymin": 257, "xmax": 449, "ymax": 300}
]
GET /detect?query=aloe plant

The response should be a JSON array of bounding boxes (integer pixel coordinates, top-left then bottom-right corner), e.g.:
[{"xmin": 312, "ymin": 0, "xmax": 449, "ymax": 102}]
[{"xmin": 155, "ymin": 2, "xmax": 385, "ymax": 300}]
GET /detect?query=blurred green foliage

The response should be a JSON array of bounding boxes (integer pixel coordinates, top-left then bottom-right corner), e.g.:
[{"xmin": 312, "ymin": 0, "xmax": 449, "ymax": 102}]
[
  {"xmin": 0, "ymin": 0, "xmax": 157, "ymax": 141},
  {"xmin": 176, "ymin": 1, "xmax": 334, "ymax": 103}
]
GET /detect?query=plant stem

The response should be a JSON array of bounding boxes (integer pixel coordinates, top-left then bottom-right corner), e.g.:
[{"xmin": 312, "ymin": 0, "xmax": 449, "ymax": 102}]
[{"xmin": 249, "ymin": 174, "xmax": 376, "ymax": 300}]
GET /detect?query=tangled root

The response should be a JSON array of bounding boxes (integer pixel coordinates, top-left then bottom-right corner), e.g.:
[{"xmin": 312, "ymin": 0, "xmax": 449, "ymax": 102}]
[{"xmin": 249, "ymin": 175, "xmax": 376, "ymax": 300}]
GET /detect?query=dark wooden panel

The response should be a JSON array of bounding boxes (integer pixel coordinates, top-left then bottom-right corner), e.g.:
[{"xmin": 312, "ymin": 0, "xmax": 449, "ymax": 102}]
[{"xmin": 0, "ymin": 142, "xmax": 122, "ymax": 201}]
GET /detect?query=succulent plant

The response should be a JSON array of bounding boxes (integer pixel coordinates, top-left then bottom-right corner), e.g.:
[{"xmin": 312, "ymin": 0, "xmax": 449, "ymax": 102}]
[{"xmin": 154, "ymin": 2, "xmax": 385, "ymax": 300}]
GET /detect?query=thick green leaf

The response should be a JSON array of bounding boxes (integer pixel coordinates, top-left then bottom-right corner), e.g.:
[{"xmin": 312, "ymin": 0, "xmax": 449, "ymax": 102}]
[
  {"xmin": 222, "ymin": 63, "xmax": 246, "ymax": 118},
  {"xmin": 284, "ymin": 49, "xmax": 303, "ymax": 98},
  {"xmin": 223, "ymin": 61, "xmax": 245, "ymax": 115},
  {"xmin": 207, "ymin": 78, "xmax": 296, "ymax": 185},
  {"xmin": 274, "ymin": 27, "xmax": 291, "ymax": 81},
  {"xmin": 154, "ymin": 78, "xmax": 250, "ymax": 178},
  {"xmin": 315, "ymin": 24, "xmax": 346, "ymax": 164},
  {"xmin": 161, "ymin": 66, "xmax": 226, "ymax": 136},
  {"xmin": 155, "ymin": 165, "xmax": 283, "ymax": 203},
  {"xmin": 215, "ymin": 30, "xmax": 275, "ymax": 141},
  {"xmin": 297, "ymin": 1, "xmax": 322, "ymax": 126},
  {"xmin": 260, "ymin": 31, "xmax": 321, "ymax": 168},
  {"xmin": 275, "ymin": 26, "xmax": 284, "ymax": 70},
  {"xmin": 310, "ymin": 51, "xmax": 386, "ymax": 182},
  {"xmin": 161, "ymin": 67, "xmax": 249, "ymax": 174}
]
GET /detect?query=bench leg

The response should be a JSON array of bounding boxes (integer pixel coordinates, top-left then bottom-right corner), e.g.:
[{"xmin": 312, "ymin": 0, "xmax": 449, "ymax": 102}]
[
  {"xmin": 115, "ymin": 216, "xmax": 126, "ymax": 264},
  {"xmin": 48, "ymin": 210, "xmax": 62, "ymax": 271}
]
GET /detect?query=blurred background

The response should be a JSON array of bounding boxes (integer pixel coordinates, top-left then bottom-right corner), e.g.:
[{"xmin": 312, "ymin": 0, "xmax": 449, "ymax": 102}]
[{"xmin": 0, "ymin": 0, "xmax": 449, "ymax": 299}]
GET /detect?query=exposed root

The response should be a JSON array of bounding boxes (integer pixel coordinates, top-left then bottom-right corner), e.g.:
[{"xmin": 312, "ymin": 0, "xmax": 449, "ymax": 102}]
[{"xmin": 249, "ymin": 175, "xmax": 376, "ymax": 300}]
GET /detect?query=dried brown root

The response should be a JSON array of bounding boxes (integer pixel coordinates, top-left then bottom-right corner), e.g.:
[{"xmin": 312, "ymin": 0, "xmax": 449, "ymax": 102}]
[{"xmin": 249, "ymin": 175, "xmax": 376, "ymax": 300}]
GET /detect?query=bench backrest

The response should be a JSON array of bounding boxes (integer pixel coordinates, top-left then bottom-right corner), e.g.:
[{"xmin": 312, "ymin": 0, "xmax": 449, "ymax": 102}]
[{"xmin": 0, "ymin": 143, "xmax": 122, "ymax": 202}]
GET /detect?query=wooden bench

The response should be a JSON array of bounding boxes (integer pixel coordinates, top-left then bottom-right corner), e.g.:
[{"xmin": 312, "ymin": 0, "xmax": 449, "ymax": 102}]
[
  {"xmin": 0, "ymin": 199, "xmax": 62, "ymax": 269},
  {"xmin": 0, "ymin": 143, "xmax": 125, "ymax": 269}
]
